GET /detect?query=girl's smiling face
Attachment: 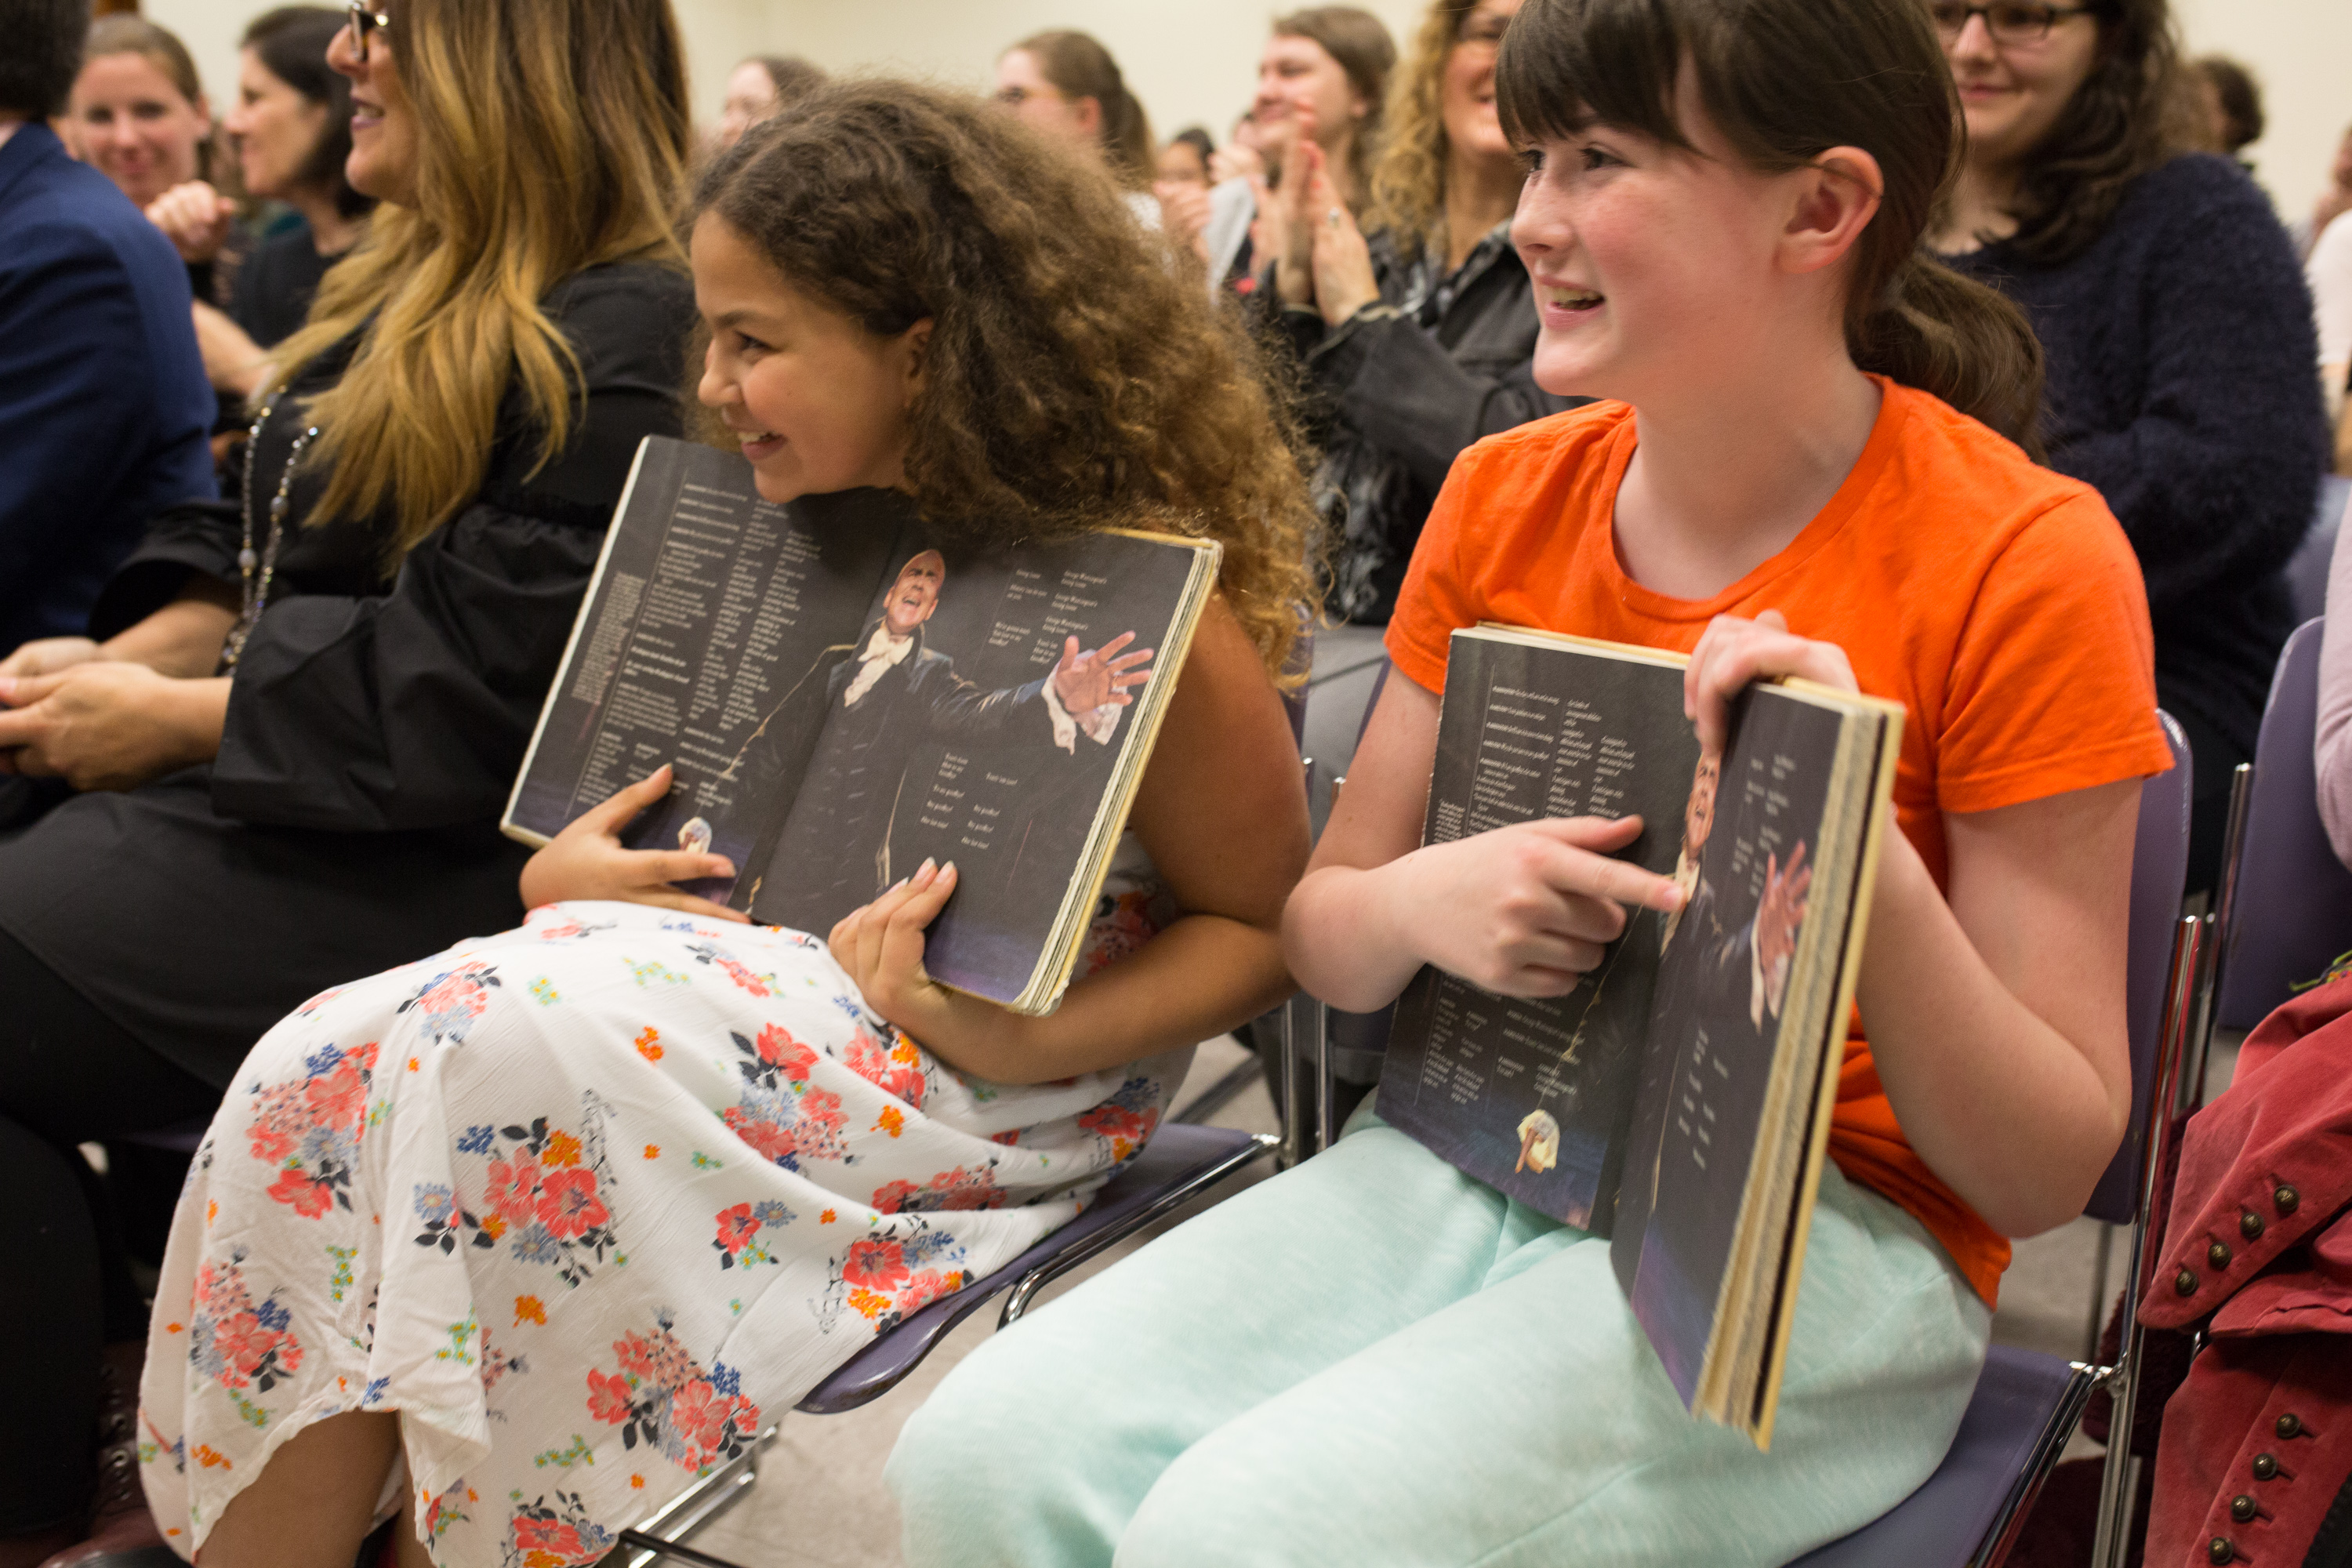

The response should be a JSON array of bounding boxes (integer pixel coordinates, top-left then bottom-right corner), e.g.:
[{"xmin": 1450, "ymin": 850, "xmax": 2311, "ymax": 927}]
[
  {"xmin": 692, "ymin": 212, "xmax": 931, "ymax": 506},
  {"xmin": 1511, "ymin": 70, "xmax": 1829, "ymax": 405}
]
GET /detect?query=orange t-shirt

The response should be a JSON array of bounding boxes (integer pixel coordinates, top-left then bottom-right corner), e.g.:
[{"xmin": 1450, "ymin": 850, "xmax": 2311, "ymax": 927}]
[{"xmin": 1385, "ymin": 378, "xmax": 2174, "ymax": 1305}]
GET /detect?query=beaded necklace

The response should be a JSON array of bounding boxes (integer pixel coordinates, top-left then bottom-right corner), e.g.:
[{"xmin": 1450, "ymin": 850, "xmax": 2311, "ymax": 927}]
[{"xmin": 224, "ymin": 390, "xmax": 320, "ymax": 670}]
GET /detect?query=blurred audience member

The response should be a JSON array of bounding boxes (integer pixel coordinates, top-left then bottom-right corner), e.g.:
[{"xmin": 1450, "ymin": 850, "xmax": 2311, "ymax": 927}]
[
  {"xmin": 1933, "ymin": 0, "xmax": 2327, "ymax": 892},
  {"xmin": 2293, "ymin": 122, "xmax": 2352, "ymax": 260},
  {"xmin": 996, "ymin": 30, "xmax": 1156, "ymax": 218},
  {"xmin": 165, "ymin": 7, "xmax": 376, "ymax": 404},
  {"xmin": 2187, "ymin": 54, "xmax": 2262, "ymax": 164},
  {"xmin": 1204, "ymin": 7, "xmax": 1396, "ymax": 292},
  {"xmin": 1156, "ymin": 125, "xmax": 1217, "ymax": 256},
  {"xmin": 0, "ymin": 0, "xmax": 212, "ymax": 673},
  {"xmin": 715, "ymin": 53, "xmax": 822, "ymax": 151},
  {"xmin": 65, "ymin": 16, "xmax": 223, "ymax": 297},
  {"xmin": 1210, "ymin": 107, "xmax": 1268, "ymax": 183},
  {"xmin": 0, "ymin": 2, "xmax": 695, "ymax": 1559},
  {"xmin": 1160, "ymin": 125, "xmax": 1214, "ymax": 187},
  {"xmin": 1272, "ymin": 0, "xmax": 1570, "ymax": 621}
]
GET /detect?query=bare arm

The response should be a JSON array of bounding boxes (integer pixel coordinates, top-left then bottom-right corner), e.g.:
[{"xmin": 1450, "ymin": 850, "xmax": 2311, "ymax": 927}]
[
  {"xmin": 831, "ymin": 597, "xmax": 1310, "ymax": 1083},
  {"xmin": 0, "ymin": 575, "xmax": 237, "ymax": 681},
  {"xmin": 1855, "ymin": 782, "xmax": 2136, "ymax": 1238}
]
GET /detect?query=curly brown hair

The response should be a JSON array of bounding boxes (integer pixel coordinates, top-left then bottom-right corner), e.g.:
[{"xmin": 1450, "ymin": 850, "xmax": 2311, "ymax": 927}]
[
  {"xmin": 1996, "ymin": 0, "xmax": 2187, "ymax": 265},
  {"xmin": 691, "ymin": 80, "xmax": 1321, "ymax": 681}
]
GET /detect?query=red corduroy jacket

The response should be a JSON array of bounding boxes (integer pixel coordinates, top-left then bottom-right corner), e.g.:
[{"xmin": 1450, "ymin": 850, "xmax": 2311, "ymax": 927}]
[{"xmin": 2139, "ymin": 975, "xmax": 2352, "ymax": 1568}]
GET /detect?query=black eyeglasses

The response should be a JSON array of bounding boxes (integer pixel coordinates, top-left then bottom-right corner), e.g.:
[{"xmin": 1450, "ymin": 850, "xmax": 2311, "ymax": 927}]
[
  {"xmin": 1928, "ymin": 2, "xmax": 2095, "ymax": 45},
  {"xmin": 347, "ymin": 2, "xmax": 390, "ymax": 61}
]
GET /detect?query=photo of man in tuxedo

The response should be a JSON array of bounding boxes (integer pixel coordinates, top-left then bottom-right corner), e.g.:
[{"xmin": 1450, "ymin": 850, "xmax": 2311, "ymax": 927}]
[{"xmin": 723, "ymin": 549, "xmax": 1155, "ymax": 933}]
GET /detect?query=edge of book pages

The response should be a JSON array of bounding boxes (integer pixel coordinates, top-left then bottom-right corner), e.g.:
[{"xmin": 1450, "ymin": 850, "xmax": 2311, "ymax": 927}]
[
  {"xmin": 499, "ymin": 437, "xmax": 655, "ymax": 851},
  {"xmin": 496, "ymin": 434, "xmax": 1222, "ymax": 1019},
  {"xmin": 1705, "ymin": 678, "xmax": 1904, "ymax": 1448},
  {"xmin": 1471, "ymin": 621, "xmax": 1909, "ymax": 1446},
  {"xmin": 1002, "ymin": 534, "xmax": 1221, "ymax": 1016}
]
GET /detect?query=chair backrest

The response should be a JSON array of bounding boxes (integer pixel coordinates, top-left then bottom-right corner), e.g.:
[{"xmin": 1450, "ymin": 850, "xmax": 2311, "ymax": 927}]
[
  {"xmin": 2286, "ymin": 477, "xmax": 2351, "ymax": 627},
  {"xmin": 2213, "ymin": 619, "xmax": 2352, "ymax": 1031},
  {"xmin": 2085, "ymin": 710, "xmax": 2194, "ymax": 1225}
]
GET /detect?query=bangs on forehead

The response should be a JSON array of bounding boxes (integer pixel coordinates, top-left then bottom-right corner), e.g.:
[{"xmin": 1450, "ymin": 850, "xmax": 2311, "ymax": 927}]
[{"xmin": 1495, "ymin": 0, "xmax": 1694, "ymax": 151}]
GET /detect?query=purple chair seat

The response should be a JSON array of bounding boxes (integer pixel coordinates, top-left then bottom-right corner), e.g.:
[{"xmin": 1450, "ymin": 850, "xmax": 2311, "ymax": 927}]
[
  {"xmin": 797, "ymin": 1121, "xmax": 1272, "ymax": 1414},
  {"xmin": 1790, "ymin": 1346, "xmax": 2095, "ymax": 1568}
]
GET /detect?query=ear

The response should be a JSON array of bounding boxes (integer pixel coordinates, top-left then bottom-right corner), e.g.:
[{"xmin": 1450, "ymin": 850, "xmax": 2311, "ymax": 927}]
[
  {"xmin": 1072, "ymin": 96, "xmax": 1105, "ymax": 138},
  {"xmin": 1779, "ymin": 145, "xmax": 1882, "ymax": 278},
  {"xmin": 898, "ymin": 318, "xmax": 936, "ymax": 405}
]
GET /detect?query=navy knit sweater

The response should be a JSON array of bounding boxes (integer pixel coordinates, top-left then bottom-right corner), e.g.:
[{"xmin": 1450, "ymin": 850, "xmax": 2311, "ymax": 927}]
[{"xmin": 1944, "ymin": 154, "xmax": 2328, "ymax": 760}]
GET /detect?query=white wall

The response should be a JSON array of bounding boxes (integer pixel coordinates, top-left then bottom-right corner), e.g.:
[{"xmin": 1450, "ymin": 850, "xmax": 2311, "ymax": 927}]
[{"xmin": 134, "ymin": 0, "xmax": 2351, "ymax": 223}]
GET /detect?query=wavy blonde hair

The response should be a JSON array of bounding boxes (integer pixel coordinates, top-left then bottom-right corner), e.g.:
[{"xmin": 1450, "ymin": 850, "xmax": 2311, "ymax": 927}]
[
  {"xmin": 1365, "ymin": 0, "xmax": 1486, "ymax": 260},
  {"xmin": 270, "ymin": 0, "xmax": 691, "ymax": 559},
  {"xmin": 695, "ymin": 82, "xmax": 1321, "ymax": 681}
]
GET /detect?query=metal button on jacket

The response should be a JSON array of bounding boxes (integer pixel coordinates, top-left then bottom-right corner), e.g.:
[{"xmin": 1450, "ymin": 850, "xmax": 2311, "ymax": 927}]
[
  {"xmin": 2276, "ymin": 1412, "xmax": 2302, "ymax": 1439},
  {"xmin": 2252, "ymin": 1452, "xmax": 2278, "ymax": 1480},
  {"xmin": 2240, "ymin": 1210, "xmax": 2264, "ymax": 1240},
  {"xmin": 2177, "ymin": 1268, "xmax": 2200, "ymax": 1296},
  {"xmin": 2209, "ymin": 1241, "xmax": 2232, "ymax": 1269},
  {"xmin": 2231, "ymin": 1495, "xmax": 2257, "ymax": 1522},
  {"xmin": 2274, "ymin": 1182, "xmax": 2299, "ymax": 1214},
  {"xmin": 2209, "ymin": 1537, "xmax": 2234, "ymax": 1564}
]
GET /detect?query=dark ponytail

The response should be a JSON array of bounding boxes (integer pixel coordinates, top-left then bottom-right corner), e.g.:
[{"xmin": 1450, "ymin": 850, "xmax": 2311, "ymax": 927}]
[
  {"xmin": 1497, "ymin": 0, "xmax": 2045, "ymax": 451},
  {"xmin": 1011, "ymin": 29, "xmax": 1156, "ymax": 190}
]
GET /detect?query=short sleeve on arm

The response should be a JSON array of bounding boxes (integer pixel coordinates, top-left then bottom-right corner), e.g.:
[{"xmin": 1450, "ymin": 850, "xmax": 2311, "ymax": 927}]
[
  {"xmin": 1384, "ymin": 448, "xmax": 1486, "ymax": 694},
  {"xmin": 1936, "ymin": 492, "xmax": 2177, "ymax": 815}
]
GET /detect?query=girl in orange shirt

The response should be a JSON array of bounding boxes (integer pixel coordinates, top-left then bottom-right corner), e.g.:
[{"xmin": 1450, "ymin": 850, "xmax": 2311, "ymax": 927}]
[{"xmin": 890, "ymin": 0, "xmax": 2170, "ymax": 1562}]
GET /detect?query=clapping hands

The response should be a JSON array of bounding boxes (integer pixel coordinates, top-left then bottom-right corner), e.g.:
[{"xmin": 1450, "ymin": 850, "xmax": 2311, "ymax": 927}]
[{"xmin": 1272, "ymin": 108, "xmax": 1379, "ymax": 326}]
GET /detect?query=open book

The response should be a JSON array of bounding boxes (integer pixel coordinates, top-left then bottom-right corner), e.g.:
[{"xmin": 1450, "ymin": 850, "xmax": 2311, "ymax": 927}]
[
  {"xmin": 1380, "ymin": 625, "xmax": 1904, "ymax": 1446},
  {"xmin": 503, "ymin": 437, "xmax": 1220, "ymax": 1015}
]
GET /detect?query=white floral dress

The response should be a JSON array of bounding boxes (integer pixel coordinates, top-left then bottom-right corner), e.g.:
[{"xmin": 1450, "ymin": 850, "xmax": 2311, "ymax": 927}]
[{"xmin": 140, "ymin": 840, "xmax": 1185, "ymax": 1567}]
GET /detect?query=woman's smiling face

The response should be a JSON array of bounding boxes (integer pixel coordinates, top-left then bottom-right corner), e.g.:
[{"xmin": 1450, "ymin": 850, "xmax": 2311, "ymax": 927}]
[
  {"xmin": 69, "ymin": 52, "xmax": 209, "ymax": 208},
  {"xmin": 1940, "ymin": 7, "xmax": 2102, "ymax": 172},
  {"xmin": 224, "ymin": 48, "xmax": 332, "ymax": 201},
  {"xmin": 691, "ymin": 212, "xmax": 931, "ymax": 506}
]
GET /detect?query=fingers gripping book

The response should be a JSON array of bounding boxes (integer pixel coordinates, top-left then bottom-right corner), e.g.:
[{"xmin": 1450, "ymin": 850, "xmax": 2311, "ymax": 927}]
[
  {"xmin": 1380, "ymin": 625, "xmax": 1903, "ymax": 1446},
  {"xmin": 503, "ymin": 437, "xmax": 1220, "ymax": 1015}
]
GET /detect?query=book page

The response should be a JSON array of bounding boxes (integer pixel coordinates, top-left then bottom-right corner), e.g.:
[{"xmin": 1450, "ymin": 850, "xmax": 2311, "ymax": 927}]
[
  {"xmin": 1610, "ymin": 687, "xmax": 1847, "ymax": 1411},
  {"xmin": 1381, "ymin": 630, "xmax": 1701, "ymax": 1232},
  {"xmin": 503, "ymin": 439, "xmax": 911, "ymax": 902},
  {"xmin": 741, "ymin": 531, "xmax": 1208, "ymax": 1008}
]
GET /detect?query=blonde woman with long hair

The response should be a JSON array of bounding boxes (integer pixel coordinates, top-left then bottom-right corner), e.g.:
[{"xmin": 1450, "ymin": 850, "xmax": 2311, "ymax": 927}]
[
  {"xmin": 1271, "ymin": 0, "xmax": 1576, "ymax": 622},
  {"xmin": 0, "ymin": 6, "xmax": 691, "ymax": 1563}
]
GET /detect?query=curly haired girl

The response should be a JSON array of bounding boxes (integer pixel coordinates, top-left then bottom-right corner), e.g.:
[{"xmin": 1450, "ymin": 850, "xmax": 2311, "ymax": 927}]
[{"xmin": 140, "ymin": 81, "xmax": 1316, "ymax": 1568}]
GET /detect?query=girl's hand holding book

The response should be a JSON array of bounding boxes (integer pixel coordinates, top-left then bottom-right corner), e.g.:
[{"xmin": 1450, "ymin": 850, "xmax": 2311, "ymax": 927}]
[
  {"xmin": 828, "ymin": 858, "xmax": 1017, "ymax": 1076},
  {"xmin": 1682, "ymin": 610, "xmax": 1859, "ymax": 756},
  {"xmin": 1388, "ymin": 815, "xmax": 1683, "ymax": 1000},
  {"xmin": 518, "ymin": 764, "xmax": 746, "ymax": 922}
]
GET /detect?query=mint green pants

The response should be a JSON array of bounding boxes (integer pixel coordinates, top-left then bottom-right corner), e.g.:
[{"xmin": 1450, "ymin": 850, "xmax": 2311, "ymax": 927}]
[{"xmin": 885, "ymin": 1116, "xmax": 1991, "ymax": 1568}]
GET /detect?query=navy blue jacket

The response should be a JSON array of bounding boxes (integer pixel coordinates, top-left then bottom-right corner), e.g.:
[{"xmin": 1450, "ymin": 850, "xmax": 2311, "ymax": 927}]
[
  {"xmin": 0, "ymin": 122, "xmax": 212, "ymax": 652},
  {"xmin": 1944, "ymin": 154, "xmax": 2329, "ymax": 760}
]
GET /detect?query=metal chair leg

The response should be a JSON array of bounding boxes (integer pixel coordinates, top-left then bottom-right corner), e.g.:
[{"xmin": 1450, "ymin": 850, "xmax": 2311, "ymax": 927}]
[{"xmin": 2091, "ymin": 914, "xmax": 2201, "ymax": 1568}]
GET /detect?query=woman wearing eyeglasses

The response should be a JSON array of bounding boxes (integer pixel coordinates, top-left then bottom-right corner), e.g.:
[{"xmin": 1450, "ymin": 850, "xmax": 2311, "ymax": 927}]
[
  {"xmin": 1929, "ymin": 0, "xmax": 2326, "ymax": 895},
  {"xmin": 0, "ymin": 4, "xmax": 693, "ymax": 1564}
]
